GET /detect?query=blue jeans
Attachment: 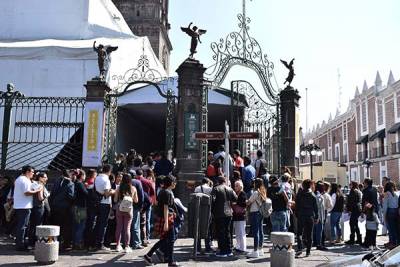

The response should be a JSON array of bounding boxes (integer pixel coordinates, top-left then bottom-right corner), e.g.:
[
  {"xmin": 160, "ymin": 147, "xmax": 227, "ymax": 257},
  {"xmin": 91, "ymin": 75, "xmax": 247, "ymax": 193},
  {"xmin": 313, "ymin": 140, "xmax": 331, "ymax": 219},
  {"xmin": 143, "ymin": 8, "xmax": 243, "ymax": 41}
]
[
  {"xmin": 130, "ymin": 208, "xmax": 141, "ymax": 247},
  {"xmin": 330, "ymin": 212, "xmax": 342, "ymax": 240},
  {"xmin": 145, "ymin": 206, "xmax": 152, "ymax": 240},
  {"xmin": 29, "ymin": 206, "xmax": 44, "ymax": 246},
  {"xmin": 270, "ymin": 211, "xmax": 288, "ymax": 232},
  {"xmin": 251, "ymin": 211, "xmax": 264, "ymax": 249},
  {"xmin": 15, "ymin": 209, "xmax": 31, "ymax": 249},
  {"xmin": 73, "ymin": 206, "xmax": 87, "ymax": 246},
  {"xmin": 313, "ymin": 221, "xmax": 323, "ymax": 246},
  {"xmin": 386, "ymin": 208, "xmax": 399, "ymax": 245},
  {"xmin": 95, "ymin": 204, "xmax": 110, "ymax": 247}
]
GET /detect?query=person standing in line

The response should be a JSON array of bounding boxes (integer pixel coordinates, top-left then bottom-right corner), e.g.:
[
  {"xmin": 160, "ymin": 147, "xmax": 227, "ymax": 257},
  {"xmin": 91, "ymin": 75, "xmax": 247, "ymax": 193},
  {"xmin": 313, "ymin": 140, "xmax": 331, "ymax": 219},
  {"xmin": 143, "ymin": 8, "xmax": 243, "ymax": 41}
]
[
  {"xmin": 268, "ymin": 176, "xmax": 289, "ymax": 232},
  {"xmin": 144, "ymin": 175, "xmax": 181, "ymax": 267},
  {"xmin": 49, "ymin": 169, "xmax": 75, "ymax": 251},
  {"xmin": 83, "ymin": 169, "xmax": 97, "ymax": 250},
  {"xmin": 130, "ymin": 170, "xmax": 144, "ymax": 250},
  {"xmin": 242, "ymin": 156, "xmax": 256, "ymax": 198},
  {"xmin": 73, "ymin": 170, "xmax": 88, "ymax": 250},
  {"xmin": 364, "ymin": 203, "xmax": 380, "ymax": 250},
  {"xmin": 14, "ymin": 165, "xmax": 41, "ymax": 251},
  {"xmin": 345, "ymin": 181, "xmax": 363, "ymax": 245},
  {"xmin": 232, "ymin": 180, "xmax": 247, "ymax": 254},
  {"xmin": 329, "ymin": 183, "xmax": 344, "ymax": 244},
  {"xmin": 94, "ymin": 164, "xmax": 115, "ymax": 251},
  {"xmin": 247, "ymin": 178, "xmax": 268, "ymax": 258},
  {"xmin": 211, "ymin": 176, "xmax": 238, "ymax": 257},
  {"xmin": 313, "ymin": 182, "xmax": 325, "ymax": 250},
  {"xmin": 194, "ymin": 178, "xmax": 213, "ymax": 253},
  {"xmin": 320, "ymin": 182, "xmax": 332, "ymax": 249},
  {"xmin": 362, "ymin": 178, "xmax": 379, "ymax": 213},
  {"xmin": 382, "ymin": 181, "xmax": 399, "ymax": 248},
  {"xmin": 114, "ymin": 173, "xmax": 138, "ymax": 253},
  {"xmin": 295, "ymin": 179, "xmax": 319, "ymax": 258}
]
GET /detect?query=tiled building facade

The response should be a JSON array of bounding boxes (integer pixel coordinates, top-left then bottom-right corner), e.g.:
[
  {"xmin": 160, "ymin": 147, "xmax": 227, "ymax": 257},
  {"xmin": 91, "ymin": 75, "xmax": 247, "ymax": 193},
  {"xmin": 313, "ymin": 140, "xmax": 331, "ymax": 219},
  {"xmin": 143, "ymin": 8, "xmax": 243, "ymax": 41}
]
[{"xmin": 302, "ymin": 71, "xmax": 400, "ymax": 185}]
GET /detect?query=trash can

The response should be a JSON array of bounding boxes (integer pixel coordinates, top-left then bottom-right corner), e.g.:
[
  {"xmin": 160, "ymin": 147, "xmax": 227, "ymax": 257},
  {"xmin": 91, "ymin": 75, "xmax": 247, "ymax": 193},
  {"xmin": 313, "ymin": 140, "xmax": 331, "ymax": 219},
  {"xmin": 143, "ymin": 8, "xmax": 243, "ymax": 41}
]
[
  {"xmin": 34, "ymin": 225, "xmax": 60, "ymax": 264},
  {"xmin": 188, "ymin": 193, "xmax": 211, "ymax": 257}
]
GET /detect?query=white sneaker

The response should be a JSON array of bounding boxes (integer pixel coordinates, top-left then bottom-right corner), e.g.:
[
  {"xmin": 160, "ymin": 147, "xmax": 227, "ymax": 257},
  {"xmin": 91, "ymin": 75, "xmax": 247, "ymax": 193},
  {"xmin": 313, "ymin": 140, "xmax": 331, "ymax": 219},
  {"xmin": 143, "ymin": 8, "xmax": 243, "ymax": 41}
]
[
  {"xmin": 116, "ymin": 245, "xmax": 123, "ymax": 252},
  {"xmin": 258, "ymin": 249, "xmax": 264, "ymax": 256},
  {"xmin": 247, "ymin": 250, "xmax": 259, "ymax": 258},
  {"xmin": 125, "ymin": 246, "xmax": 132, "ymax": 253}
]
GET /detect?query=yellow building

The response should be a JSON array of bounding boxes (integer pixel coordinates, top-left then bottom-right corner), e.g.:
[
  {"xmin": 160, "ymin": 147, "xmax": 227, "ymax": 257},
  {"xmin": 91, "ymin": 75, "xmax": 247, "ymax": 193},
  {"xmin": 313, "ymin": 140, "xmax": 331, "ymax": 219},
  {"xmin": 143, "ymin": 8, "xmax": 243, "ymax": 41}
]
[{"xmin": 299, "ymin": 161, "xmax": 348, "ymax": 185}]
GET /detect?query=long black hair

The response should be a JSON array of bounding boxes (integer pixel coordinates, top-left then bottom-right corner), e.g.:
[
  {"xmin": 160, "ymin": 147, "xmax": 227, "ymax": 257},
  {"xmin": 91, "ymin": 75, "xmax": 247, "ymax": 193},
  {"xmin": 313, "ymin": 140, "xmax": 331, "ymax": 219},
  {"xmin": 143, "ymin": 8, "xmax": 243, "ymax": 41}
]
[
  {"xmin": 330, "ymin": 183, "xmax": 341, "ymax": 197},
  {"xmin": 384, "ymin": 181, "xmax": 396, "ymax": 197},
  {"xmin": 119, "ymin": 173, "xmax": 132, "ymax": 199}
]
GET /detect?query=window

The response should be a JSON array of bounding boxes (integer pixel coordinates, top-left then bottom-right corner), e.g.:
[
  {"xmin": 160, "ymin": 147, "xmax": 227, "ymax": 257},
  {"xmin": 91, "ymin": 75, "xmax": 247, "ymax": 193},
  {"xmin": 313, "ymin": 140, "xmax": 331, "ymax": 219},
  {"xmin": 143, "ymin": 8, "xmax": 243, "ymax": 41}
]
[
  {"xmin": 343, "ymin": 123, "xmax": 347, "ymax": 141},
  {"xmin": 328, "ymin": 132, "xmax": 332, "ymax": 147},
  {"xmin": 397, "ymin": 92, "xmax": 400, "ymax": 118},
  {"xmin": 377, "ymin": 99, "xmax": 383, "ymax": 126},
  {"xmin": 362, "ymin": 102, "xmax": 367, "ymax": 132}
]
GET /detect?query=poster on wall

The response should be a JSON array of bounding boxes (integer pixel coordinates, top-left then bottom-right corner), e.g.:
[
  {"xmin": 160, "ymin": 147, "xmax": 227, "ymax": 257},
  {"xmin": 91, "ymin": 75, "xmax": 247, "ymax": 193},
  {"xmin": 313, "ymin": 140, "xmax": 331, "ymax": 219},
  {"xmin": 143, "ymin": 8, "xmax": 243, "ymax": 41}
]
[
  {"xmin": 184, "ymin": 113, "xmax": 199, "ymax": 150},
  {"xmin": 82, "ymin": 102, "xmax": 104, "ymax": 167}
]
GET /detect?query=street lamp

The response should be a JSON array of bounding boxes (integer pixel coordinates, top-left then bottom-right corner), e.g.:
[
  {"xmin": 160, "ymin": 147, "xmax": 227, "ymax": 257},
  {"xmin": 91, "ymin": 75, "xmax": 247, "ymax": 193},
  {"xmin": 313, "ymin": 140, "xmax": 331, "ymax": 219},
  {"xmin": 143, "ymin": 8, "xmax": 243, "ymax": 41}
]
[
  {"xmin": 362, "ymin": 158, "xmax": 372, "ymax": 178},
  {"xmin": 300, "ymin": 139, "xmax": 322, "ymax": 180}
]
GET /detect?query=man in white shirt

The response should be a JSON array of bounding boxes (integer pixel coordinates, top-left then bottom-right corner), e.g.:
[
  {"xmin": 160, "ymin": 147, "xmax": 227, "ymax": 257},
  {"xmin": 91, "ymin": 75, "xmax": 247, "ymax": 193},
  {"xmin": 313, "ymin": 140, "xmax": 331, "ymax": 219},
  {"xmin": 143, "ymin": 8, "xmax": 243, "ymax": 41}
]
[
  {"xmin": 94, "ymin": 164, "xmax": 115, "ymax": 250},
  {"xmin": 194, "ymin": 178, "xmax": 213, "ymax": 253},
  {"xmin": 14, "ymin": 165, "xmax": 41, "ymax": 251}
]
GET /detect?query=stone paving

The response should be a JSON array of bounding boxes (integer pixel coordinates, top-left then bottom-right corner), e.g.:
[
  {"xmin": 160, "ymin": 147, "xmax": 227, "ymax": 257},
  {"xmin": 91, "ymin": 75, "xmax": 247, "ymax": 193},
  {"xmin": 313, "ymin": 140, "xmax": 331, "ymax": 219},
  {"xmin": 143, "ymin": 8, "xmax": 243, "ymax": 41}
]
[{"xmin": 0, "ymin": 233, "xmax": 386, "ymax": 267}]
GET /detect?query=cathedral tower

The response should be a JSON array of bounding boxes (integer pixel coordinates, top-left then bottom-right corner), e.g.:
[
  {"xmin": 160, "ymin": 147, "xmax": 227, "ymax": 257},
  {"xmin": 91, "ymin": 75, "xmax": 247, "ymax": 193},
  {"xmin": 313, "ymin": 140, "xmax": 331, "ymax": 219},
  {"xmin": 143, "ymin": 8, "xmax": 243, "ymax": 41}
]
[{"xmin": 112, "ymin": 0, "xmax": 172, "ymax": 73}]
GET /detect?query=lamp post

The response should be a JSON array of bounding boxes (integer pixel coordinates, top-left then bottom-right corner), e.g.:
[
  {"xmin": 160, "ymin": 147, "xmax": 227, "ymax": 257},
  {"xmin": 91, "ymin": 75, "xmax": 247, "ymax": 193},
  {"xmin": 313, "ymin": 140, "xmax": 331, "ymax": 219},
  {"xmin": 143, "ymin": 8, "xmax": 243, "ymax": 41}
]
[
  {"xmin": 300, "ymin": 139, "xmax": 322, "ymax": 180},
  {"xmin": 362, "ymin": 158, "xmax": 372, "ymax": 178}
]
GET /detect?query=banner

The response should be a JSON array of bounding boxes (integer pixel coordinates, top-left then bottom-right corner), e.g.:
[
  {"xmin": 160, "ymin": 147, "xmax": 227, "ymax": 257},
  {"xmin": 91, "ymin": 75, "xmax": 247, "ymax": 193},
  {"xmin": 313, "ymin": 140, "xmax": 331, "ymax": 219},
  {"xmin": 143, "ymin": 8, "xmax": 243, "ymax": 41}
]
[{"xmin": 82, "ymin": 101, "xmax": 104, "ymax": 167}]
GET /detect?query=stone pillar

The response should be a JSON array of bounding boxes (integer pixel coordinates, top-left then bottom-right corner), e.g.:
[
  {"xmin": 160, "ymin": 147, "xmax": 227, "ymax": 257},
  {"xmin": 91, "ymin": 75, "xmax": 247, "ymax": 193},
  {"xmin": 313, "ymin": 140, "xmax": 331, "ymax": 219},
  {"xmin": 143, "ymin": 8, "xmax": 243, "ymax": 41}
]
[
  {"xmin": 279, "ymin": 87, "xmax": 301, "ymax": 176},
  {"xmin": 82, "ymin": 79, "xmax": 110, "ymax": 168},
  {"xmin": 175, "ymin": 58, "xmax": 206, "ymax": 208},
  {"xmin": 270, "ymin": 232, "xmax": 295, "ymax": 267}
]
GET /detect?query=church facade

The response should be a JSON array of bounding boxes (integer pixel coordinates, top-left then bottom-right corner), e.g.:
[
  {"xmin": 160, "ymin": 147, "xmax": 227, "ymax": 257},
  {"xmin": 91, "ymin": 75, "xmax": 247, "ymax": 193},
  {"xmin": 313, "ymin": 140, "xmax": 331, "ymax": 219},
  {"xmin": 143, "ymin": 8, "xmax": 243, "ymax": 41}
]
[{"xmin": 112, "ymin": 0, "xmax": 172, "ymax": 73}]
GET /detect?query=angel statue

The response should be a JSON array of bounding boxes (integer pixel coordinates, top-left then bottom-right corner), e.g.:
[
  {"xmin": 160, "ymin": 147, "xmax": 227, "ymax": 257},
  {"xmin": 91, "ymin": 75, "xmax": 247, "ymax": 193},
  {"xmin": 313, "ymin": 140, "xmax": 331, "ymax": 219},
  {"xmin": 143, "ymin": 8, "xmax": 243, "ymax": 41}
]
[
  {"xmin": 93, "ymin": 41, "xmax": 118, "ymax": 80},
  {"xmin": 280, "ymin": 58, "xmax": 295, "ymax": 87},
  {"xmin": 180, "ymin": 22, "xmax": 207, "ymax": 58}
]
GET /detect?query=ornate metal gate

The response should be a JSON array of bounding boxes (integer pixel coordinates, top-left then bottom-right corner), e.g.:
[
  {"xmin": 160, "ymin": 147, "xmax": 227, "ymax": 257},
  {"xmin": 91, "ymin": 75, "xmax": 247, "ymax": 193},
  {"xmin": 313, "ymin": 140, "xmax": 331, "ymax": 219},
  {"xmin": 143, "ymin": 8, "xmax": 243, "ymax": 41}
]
[
  {"xmin": 103, "ymin": 53, "xmax": 177, "ymax": 163},
  {"xmin": 0, "ymin": 84, "xmax": 85, "ymax": 171},
  {"xmin": 206, "ymin": 1, "xmax": 281, "ymax": 173}
]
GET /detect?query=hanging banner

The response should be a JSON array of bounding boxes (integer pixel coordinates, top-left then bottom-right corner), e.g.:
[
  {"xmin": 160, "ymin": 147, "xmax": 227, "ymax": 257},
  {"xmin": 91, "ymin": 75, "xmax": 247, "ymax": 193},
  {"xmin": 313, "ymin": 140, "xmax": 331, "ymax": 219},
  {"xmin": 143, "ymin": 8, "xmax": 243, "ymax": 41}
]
[
  {"xmin": 82, "ymin": 101, "xmax": 104, "ymax": 167},
  {"xmin": 295, "ymin": 107, "xmax": 300, "ymax": 158}
]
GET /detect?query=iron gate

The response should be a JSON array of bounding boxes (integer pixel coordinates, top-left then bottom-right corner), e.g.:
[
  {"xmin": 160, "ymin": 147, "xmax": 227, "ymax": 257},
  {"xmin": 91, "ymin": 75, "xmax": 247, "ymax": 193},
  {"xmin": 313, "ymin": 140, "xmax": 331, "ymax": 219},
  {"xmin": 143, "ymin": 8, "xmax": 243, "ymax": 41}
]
[{"xmin": 0, "ymin": 84, "xmax": 85, "ymax": 171}]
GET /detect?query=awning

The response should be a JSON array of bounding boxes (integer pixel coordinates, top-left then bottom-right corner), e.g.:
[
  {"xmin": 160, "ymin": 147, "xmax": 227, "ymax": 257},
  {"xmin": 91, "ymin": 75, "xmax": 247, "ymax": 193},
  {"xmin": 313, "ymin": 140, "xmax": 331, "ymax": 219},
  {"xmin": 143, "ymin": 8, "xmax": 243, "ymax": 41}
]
[
  {"xmin": 356, "ymin": 135, "xmax": 369, "ymax": 144},
  {"xmin": 388, "ymin": 122, "xmax": 400, "ymax": 134},
  {"xmin": 369, "ymin": 129, "xmax": 385, "ymax": 141}
]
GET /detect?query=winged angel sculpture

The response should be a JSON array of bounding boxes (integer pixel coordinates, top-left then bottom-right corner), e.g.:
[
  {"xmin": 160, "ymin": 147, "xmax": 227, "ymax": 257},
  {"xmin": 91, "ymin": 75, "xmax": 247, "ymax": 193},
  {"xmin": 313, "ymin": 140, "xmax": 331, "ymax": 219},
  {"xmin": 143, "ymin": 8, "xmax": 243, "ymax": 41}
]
[
  {"xmin": 181, "ymin": 22, "xmax": 207, "ymax": 58},
  {"xmin": 93, "ymin": 41, "xmax": 118, "ymax": 80},
  {"xmin": 280, "ymin": 58, "xmax": 295, "ymax": 87}
]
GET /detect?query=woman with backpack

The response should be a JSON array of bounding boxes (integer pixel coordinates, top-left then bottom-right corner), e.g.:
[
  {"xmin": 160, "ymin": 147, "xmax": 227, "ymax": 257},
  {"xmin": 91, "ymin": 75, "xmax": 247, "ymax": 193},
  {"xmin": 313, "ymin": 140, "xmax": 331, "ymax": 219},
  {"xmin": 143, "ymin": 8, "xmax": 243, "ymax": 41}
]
[
  {"xmin": 114, "ymin": 173, "xmax": 138, "ymax": 253},
  {"xmin": 247, "ymin": 178, "xmax": 271, "ymax": 258}
]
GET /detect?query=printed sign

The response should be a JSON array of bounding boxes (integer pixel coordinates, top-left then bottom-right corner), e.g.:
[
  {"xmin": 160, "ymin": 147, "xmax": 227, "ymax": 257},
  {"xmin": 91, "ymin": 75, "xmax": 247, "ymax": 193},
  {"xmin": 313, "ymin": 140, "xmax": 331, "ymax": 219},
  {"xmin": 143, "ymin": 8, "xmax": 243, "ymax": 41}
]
[{"xmin": 82, "ymin": 102, "xmax": 104, "ymax": 167}]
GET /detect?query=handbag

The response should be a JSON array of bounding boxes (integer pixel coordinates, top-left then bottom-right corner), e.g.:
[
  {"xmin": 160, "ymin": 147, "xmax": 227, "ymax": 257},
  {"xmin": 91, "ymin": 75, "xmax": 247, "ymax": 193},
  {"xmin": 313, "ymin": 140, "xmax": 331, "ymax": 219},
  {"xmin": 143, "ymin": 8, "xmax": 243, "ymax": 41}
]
[
  {"xmin": 223, "ymin": 187, "xmax": 233, "ymax": 216},
  {"xmin": 232, "ymin": 203, "xmax": 246, "ymax": 216}
]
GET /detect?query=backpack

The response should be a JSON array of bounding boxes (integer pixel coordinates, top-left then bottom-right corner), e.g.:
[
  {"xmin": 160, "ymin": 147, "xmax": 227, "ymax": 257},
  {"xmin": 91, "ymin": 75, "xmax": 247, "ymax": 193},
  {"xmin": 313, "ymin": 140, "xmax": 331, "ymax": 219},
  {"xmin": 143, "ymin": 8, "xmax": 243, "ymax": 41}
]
[
  {"xmin": 256, "ymin": 159, "xmax": 267, "ymax": 177},
  {"xmin": 119, "ymin": 195, "xmax": 133, "ymax": 213},
  {"xmin": 87, "ymin": 182, "xmax": 103, "ymax": 209},
  {"xmin": 258, "ymin": 197, "xmax": 272, "ymax": 218}
]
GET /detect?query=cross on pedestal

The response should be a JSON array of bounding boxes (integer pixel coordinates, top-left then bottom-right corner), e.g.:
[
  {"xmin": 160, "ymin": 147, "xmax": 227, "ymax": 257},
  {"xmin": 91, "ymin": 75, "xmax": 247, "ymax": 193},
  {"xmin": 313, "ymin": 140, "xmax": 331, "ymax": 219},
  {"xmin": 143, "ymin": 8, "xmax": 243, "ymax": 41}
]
[{"xmin": 194, "ymin": 121, "xmax": 259, "ymax": 180}]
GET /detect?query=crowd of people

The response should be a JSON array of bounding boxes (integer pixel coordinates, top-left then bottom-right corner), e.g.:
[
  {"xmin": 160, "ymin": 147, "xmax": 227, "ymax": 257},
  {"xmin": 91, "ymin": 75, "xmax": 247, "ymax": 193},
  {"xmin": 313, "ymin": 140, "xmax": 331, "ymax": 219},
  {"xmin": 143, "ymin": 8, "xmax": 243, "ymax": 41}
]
[{"xmin": 0, "ymin": 147, "xmax": 399, "ymax": 265}]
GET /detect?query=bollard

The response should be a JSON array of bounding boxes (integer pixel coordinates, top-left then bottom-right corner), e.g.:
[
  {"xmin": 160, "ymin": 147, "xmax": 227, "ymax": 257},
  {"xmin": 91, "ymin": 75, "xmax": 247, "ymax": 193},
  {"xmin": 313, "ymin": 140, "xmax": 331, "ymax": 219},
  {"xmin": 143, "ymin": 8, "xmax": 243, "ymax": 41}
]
[
  {"xmin": 34, "ymin": 225, "xmax": 60, "ymax": 264},
  {"xmin": 270, "ymin": 232, "xmax": 295, "ymax": 267}
]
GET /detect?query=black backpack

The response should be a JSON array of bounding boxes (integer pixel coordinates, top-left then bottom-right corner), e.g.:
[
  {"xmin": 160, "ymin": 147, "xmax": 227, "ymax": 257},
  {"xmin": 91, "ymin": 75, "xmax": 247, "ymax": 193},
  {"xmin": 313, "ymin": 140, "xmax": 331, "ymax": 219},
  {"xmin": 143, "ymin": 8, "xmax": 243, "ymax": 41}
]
[
  {"xmin": 257, "ymin": 159, "xmax": 267, "ymax": 177},
  {"xmin": 87, "ymin": 182, "xmax": 103, "ymax": 209}
]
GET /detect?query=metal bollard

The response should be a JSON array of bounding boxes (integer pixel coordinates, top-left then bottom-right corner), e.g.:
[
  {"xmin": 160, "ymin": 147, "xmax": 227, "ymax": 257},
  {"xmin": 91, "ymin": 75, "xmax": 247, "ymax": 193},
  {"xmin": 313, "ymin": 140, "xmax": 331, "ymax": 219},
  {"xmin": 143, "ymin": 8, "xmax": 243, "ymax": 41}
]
[
  {"xmin": 34, "ymin": 225, "xmax": 60, "ymax": 264},
  {"xmin": 270, "ymin": 232, "xmax": 295, "ymax": 267}
]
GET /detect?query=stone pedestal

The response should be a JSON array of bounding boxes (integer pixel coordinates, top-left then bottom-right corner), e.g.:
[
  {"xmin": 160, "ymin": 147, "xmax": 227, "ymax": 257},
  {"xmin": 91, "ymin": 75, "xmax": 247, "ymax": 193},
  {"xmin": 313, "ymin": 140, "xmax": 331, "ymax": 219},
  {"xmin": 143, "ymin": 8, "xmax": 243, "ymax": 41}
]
[
  {"xmin": 279, "ymin": 87, "xmax": 301, "ymax": 176},
  {"xmin": 270, "ymin": 232, "xmax": 295, "ymax": 267},
  {"xmin": 175, "ymin": 58, "xmax": 207, "ymax": 220},
  {"xmin": 82, "ymin": 79, "xmax": 110, "ymax": 168},
  {"xmin": 34, "ymin": 225, "xmax": 60, "ymax": 264}
]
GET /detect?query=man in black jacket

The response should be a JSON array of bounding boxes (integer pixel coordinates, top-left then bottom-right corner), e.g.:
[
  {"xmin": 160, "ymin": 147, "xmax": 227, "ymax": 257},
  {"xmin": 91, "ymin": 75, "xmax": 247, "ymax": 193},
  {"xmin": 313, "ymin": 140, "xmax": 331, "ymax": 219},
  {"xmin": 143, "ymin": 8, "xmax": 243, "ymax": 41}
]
[
  {"xmin": 295, "ymin": 179, "xmax": 318, "ymax": 257},
  {"xmin": 49, "ymin": 169, "xmax": 75, "ymax": 250},
  {"xmin": 362, "ymin": 178, "xmax": 379, "ymax": 212},
  {"xmin": 211, "ymin": 176, "xmax": 238, "ymax": 257},
  {"xmin": 345, "ymin": 181, "xmax": 363, "ymax": 245}
]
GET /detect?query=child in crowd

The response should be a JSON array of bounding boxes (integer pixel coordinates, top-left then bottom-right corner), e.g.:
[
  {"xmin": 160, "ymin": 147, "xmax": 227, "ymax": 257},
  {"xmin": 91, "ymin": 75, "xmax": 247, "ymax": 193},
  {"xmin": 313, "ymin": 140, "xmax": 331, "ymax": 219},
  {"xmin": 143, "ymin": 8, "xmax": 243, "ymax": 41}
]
[{"xmin": 364, "ymin": 203, "xmax": 380, "ymax": 250}]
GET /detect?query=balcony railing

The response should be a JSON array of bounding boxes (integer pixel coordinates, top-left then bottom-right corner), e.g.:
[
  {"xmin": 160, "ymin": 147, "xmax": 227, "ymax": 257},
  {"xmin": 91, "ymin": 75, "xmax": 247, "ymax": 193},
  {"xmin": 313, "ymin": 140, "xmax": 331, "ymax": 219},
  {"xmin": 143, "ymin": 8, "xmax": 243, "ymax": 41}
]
[
  {"xmin": 371, "ymin": 146, "xmax": 388, "ymax": 158},
  {"xmin": 342, "ymin": 154, "xmax": 348, "ymax": 163},
  {"xmin": 358, "ymin": 151, "xmax": 368, "ymax": 161}
]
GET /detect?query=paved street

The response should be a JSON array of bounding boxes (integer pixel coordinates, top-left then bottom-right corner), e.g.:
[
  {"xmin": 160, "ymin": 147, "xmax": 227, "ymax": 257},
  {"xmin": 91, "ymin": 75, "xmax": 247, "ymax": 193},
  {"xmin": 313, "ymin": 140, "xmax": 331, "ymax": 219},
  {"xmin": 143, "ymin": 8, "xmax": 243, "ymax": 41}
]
[{"xmin": 0, "ymin": 233, "xmax": 386, "ymax": 267}]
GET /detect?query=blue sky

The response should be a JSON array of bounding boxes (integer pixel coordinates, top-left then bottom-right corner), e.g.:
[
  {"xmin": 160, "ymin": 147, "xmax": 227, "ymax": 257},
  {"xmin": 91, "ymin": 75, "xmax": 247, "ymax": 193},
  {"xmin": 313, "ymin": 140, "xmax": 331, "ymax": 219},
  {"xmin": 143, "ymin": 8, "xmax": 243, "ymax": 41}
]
[{"xmin": 168, "ymin": 0, "xmax": 400, "ymax": 131}]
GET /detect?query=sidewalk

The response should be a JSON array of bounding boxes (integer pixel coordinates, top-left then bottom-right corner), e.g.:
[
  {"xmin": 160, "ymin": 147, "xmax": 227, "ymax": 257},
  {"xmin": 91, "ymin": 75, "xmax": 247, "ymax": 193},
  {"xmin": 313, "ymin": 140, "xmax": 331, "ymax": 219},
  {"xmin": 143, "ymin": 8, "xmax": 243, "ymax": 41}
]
[{"xmin": 0, "ymin": 233, "xmax": 385, "ymax": 267}]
